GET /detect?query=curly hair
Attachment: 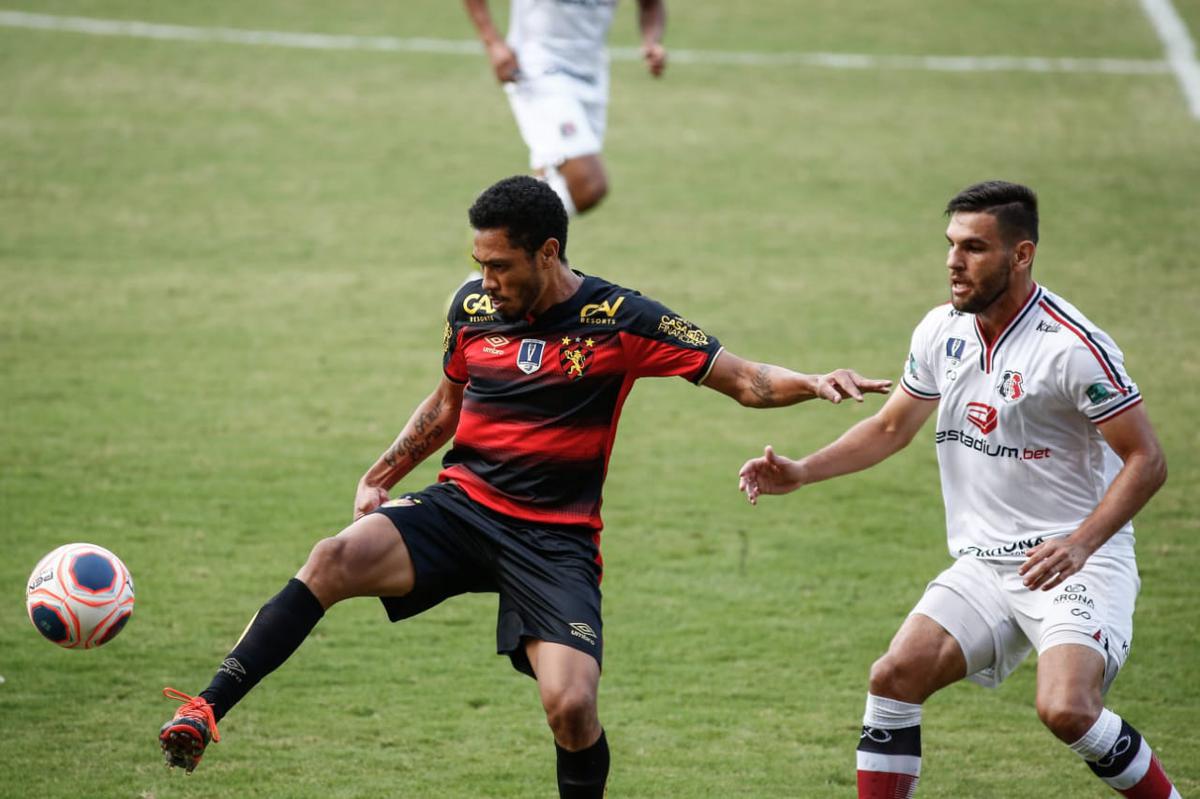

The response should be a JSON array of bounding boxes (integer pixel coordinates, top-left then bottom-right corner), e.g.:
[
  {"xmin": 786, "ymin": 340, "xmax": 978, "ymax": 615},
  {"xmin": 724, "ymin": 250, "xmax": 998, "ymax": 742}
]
[
  {"xmin": 468, "ymin": 175, "xmax": 569, "ymax": 261},
  {"xmin": 946, "ymin": 180, "xmax": 1039, "ymax": 244}
]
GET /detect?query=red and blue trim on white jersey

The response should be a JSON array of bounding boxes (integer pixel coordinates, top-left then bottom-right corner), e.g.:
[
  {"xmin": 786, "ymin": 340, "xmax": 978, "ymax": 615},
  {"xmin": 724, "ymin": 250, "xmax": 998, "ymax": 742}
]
[
  {"xmin": 974, "ymin": 284, "xmax": 1043, "ymax": 373},
  {"xmin": 1038, "ymin": 295, "xmax": 1130, "ymax": 395}
]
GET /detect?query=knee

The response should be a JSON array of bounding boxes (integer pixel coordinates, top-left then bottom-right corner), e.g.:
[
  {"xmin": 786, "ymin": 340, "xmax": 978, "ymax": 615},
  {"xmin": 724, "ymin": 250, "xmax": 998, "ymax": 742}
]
[
  {"xmin": 300, "ymin": 536, "xmax": 355, "ymax": 602},
  {"xmin": 868, "ymin": 654, "xmax": 924, "ymax": 703},
  {"xmin": 572, "ymin": 172, "xmax": 608, "ymax": 212},
  {"xmin": 1036, "ymin": 695, "xmax": 1100, "ymax": 743},
  {"xmin": 542, "ymin": 684, "xmax": 598, "ymax": 747}
]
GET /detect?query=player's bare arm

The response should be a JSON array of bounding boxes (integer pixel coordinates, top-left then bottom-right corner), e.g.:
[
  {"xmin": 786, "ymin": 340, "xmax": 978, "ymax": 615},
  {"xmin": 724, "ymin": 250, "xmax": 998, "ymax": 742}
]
[
  {"xmin": 701, "ymin": 349, "xmax": 891, "ymax": 409},
  {"xmin": 738, "ymin": 387, "xmax": 935, "ymax": 504},
  {"xmin": 354, "ymin": 377, "xmax": 465, "ymax": 519},
  {"xmin": 1019, "ymin": 404, "xmax": 1167, "ymax": 591},
  {"xmin": 636, "ymin": 0, "xmax": 667, "ymax": 77},
  {"xmin": 463, "ymin": 0, "xmax": 519, "ymax": 82}
]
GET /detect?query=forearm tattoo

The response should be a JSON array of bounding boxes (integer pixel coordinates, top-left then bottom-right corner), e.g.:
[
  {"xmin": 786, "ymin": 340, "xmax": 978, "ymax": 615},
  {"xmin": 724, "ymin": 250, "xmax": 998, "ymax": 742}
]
[
  {"xmin": 750, "ymin": 365, "xmax": 775, "ymax": 406},
  {"xmin": 383, "ymin": 399, "xmax": 445, "ymax": 467}
]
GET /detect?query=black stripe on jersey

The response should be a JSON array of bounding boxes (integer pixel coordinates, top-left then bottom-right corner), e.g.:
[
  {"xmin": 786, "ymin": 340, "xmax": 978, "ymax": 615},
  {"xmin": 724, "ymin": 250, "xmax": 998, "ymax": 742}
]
[
  {"xmin": 900, "ymin": 376, "xmax": 940, "ymax": 399},
  {"xmin": 464, "ymin": 373, "xmax": 626, "ymax": 427},
  {"xmin": 856, "ymin": 725, "xmax": 922, "ymax": 756},
  {"xmin": 443, "ymin": 445, "xmax": 605, "ymax": 512},
  {"xmin": 1089, "ymin": 392, "xmax": 1142, "ymax": 423},
  {"xmin": 1040, "ymin": 296, "xmax": 1128, "ymax": 391}
]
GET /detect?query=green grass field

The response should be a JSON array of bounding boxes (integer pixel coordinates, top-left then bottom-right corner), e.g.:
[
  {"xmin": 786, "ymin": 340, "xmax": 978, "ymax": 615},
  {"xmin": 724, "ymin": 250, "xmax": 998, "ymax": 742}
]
[{"xmin": 2, "ymin": 1, "xmax": 1198, "ymax": 796}]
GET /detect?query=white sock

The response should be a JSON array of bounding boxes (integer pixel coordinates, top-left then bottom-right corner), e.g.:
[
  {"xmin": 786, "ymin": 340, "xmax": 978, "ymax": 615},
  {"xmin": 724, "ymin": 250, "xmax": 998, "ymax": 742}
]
[{"xmin": 541, "ymin": 167, "xmax": 577, "ymax": 217}]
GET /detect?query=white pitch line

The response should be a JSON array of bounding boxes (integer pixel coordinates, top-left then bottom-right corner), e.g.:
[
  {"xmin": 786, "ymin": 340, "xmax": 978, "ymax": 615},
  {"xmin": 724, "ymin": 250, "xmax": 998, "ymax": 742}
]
[
  {"xmin": 1137, "ymin": 0, "xmax": 1200, "ymax": 118},
  {"xmin": 0, "ymin": 9, "xmax": 1174, "ymax": 77}
]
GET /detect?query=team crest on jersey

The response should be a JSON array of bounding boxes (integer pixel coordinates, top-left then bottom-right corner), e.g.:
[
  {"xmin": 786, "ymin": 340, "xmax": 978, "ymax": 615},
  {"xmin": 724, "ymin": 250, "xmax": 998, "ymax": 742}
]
[
  {"xmin": 559, "ymin": 337, "xmax": 596, "ymax": 380},
  {"xmin": 996, "ymin": 369, "xmax": 1025, "ymax": 403},
  {"xmin": 517, "ymin": 339, "xmax": 546, "ymax": 374}
]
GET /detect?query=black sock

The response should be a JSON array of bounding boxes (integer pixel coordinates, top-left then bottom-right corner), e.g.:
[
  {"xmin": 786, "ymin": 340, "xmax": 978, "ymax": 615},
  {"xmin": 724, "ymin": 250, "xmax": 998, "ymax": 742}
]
[
  {"xmin": 556, "ymin": 729, "xmax": 609, "ymax": 799},
  {"xmin": 199, "ymin": 578, "xmax": 325, "ymax": 722}
]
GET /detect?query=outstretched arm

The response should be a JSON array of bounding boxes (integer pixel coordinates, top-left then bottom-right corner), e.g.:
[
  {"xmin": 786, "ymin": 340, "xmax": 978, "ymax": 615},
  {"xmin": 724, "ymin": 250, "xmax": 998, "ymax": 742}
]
[
  {"xmin": 738, "ymin": 387, "xmax": 936, "ymax": 504},
  {"xmin": 700, "ymin": 349, "xmax": 892, "ymax": 408},
  {"xmin": 463, "ymin": 0, "xmax": 519, "ymax": 82},
  {"xmin": 1018, "ymin": 404, "xmax": 1166, "ymax": 591},
  {"xmin": 636, "ymin": 0, "xmax": 667, "ymax": 76},
  {"xmin": 354, "ymin": 377, "xmax": 465, "ymax": 519}
]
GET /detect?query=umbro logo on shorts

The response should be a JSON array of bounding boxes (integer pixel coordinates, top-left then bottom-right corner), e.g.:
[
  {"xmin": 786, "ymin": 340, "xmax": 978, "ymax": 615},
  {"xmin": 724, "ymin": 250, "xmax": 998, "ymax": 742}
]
[{"xmin": 569, "ymin": 622, "xmax": 596, "ymax": 645}]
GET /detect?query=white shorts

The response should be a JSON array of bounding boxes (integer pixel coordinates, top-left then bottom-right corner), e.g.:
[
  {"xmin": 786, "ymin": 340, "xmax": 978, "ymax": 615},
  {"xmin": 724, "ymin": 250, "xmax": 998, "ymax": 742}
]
[
  {"xmin": 505, "ymin": 71, "xmax": 607, "ymax": 170},
  {"xmin": 910, "ymin": 554, "xmax": 1139, "ymax": 692}
]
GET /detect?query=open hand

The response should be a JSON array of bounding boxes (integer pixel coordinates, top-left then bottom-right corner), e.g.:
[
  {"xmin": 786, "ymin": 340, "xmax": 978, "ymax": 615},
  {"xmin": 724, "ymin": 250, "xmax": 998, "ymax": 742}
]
[
  {"xmin": 738, "ymin": 445, "xmax": 804, "ymax": 505},
  {"xmin": 814, "ymin": 369, "xmax": 892, "ymax": 404}
]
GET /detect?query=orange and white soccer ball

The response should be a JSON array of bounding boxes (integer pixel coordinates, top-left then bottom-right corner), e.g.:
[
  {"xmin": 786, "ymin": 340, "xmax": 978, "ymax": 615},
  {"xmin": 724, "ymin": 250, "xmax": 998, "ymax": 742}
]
[{"xmin": 26, "ymin": 543, "xmax": 135, "ymax": 649}]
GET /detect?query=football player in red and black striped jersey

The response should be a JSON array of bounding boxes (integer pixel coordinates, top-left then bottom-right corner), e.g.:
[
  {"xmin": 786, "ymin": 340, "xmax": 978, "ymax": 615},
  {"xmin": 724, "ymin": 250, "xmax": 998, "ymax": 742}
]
[{"xmin": 159, "ymin": 176, "xmax": 890, "ymax": 796}]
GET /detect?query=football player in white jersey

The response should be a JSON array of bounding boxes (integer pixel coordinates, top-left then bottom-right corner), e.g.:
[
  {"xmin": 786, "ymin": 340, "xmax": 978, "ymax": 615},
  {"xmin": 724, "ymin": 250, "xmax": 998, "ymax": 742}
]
[
  {"xmin": 738, "ymin": 181, "xmax": 1181, "ymax": 799},
  {"xmin": 464, "ymin": 0, "xmax": 666, "ymax": 216}
]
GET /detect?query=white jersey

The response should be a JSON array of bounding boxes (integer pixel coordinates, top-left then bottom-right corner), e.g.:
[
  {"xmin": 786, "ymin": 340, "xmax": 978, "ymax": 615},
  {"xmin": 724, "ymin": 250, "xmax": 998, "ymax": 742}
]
[
  {"xmin": 900, "ymin": 283, "xmax": 1143, "ymax": 562},
  {"xmin": 507, "ymin": 0, "xmax": 616, "ymax": 84}
]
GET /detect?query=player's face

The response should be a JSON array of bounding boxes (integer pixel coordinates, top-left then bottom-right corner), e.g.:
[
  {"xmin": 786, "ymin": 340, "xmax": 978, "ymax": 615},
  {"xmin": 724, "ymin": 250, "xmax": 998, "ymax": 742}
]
[
  {"xmin": 945, "ymin": 212, "xmax": 1015, "ymax": 314},
  {"xmin": 472, "ymin": 228, "xmax": 546, "ymax": 322}
]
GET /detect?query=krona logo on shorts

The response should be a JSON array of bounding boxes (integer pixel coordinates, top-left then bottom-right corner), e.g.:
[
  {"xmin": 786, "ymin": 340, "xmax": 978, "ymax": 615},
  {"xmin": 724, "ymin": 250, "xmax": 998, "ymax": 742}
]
[
  {"xmin": 569, "ymin": 622, "xmax": 596, "ymax": 645},
  {"xmin": 965, "ymin": 402, "xmax": 998, "ymax": 435}
]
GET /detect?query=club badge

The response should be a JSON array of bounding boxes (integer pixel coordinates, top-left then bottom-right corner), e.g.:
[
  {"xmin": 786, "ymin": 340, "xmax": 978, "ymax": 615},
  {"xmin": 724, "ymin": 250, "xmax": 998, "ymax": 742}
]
[{"xmin": 559, "ymin": 336, "xmax": 595, "ymax": 380}]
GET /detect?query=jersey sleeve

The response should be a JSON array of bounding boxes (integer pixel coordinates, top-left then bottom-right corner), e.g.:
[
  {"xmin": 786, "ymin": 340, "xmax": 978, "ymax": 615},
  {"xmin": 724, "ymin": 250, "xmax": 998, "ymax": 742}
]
[
  {"xmin": 441, "ymin": 286, "xmax": 471, "ymax": 384},
  {"xmin": 618, "ymin": 293, "xmax": 723, "ymax": 383},
  {"xmin": 1059, "ymin": 327, "xmax": 1141, "ymax": 424},
  {"xmin": 899, "ymin": 312, "xmax": 941, "ymax": 401}
]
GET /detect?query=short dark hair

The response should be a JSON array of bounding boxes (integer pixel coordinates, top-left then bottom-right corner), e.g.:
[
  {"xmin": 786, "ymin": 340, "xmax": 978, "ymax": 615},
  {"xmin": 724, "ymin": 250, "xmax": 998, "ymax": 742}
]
[
  {"xmin": 468, "ymin": 175, "xmax": 569, "ymax": 261},
  {"xmin": 945, "ymin": 180, "xmax": 1039, "ymax": 244}
]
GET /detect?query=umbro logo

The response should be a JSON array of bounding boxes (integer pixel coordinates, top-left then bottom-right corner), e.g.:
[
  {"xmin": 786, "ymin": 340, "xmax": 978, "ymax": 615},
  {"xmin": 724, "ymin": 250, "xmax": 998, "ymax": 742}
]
[
  {"xmin": 218, "ymin": 657, "xmax": 247, "ymax": 682},
  {"xmin": 568, "ymin": 622, "xmax": 597, "ymax": 645},
  {"xmin": 482, "ymin": 334, "xmax": 510, "ymax": 355}
]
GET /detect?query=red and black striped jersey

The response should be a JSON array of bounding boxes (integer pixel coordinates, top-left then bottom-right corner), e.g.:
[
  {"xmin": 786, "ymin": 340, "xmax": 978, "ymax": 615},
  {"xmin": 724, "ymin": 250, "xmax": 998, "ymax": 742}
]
[{"xmin": 439, "ymin": 272, "xmax": 723, "ymax": 531}]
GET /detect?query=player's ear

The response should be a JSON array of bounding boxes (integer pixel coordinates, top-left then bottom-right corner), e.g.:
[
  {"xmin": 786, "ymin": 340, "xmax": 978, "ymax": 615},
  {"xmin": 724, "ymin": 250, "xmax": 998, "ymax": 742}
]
[
  {"xmin": 1013, "ymin": 240, "xmax": 1036, "ymax": 271},
  {"xmin": 538, "ymin": 237, "xmax": 560, "ymax": 267}
]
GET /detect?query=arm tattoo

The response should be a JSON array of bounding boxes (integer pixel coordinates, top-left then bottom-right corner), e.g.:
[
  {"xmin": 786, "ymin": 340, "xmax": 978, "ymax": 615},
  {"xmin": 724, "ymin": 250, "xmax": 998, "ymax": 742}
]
[
  {"xmin": 383, "ymin": 398, "xmax": 445, "ymax": 467},
  {"xmin": 750, "ymin": 365, "xmax": 775, "ymax": 406}
]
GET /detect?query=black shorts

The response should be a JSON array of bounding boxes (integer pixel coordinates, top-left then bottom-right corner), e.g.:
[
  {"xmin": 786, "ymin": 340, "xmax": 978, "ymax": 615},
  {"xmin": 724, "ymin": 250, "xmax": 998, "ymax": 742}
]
[{"xmin": 372, "ymin": 482, "xmax": 603, "ymax": 678}]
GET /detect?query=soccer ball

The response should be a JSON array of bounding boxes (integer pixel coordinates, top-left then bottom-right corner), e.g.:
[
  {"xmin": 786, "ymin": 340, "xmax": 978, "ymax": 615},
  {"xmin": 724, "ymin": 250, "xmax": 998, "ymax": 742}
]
[{"xmin": 26, "ymin": 543, "xmax": 135, "ymax": 649}]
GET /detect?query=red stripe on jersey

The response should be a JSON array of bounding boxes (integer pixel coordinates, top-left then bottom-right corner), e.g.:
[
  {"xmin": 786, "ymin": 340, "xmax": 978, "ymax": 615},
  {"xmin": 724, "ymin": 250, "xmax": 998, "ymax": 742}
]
[
  {"xmin": 619, "ymin": 331, "xmax": 713, "ymax": 381},
  {"xmin": 1038, "ymin": 301, "xmax": 1128, "ymax": 394},
  {"xmin": 976, "ymin": 283, "xmax": 1039, "ymax": 372},
  {"xmin": 454, "ymin": 412, "xmax": 612, "ymax": 461},
  {"xmin": 441, "ymin": 466, "xmax": 605, "ymax": 529}
]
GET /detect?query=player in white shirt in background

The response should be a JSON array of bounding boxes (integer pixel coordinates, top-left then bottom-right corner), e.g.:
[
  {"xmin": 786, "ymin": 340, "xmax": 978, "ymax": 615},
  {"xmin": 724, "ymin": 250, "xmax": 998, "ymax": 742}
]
[
  {"xmin": 464, "ymin": 0, "xmax": 666, "ymax": 217},
  {"xmin": 738, "ymin": 181, "xmax": 1181, "ymax": 799}
]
